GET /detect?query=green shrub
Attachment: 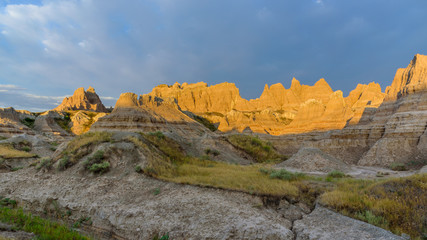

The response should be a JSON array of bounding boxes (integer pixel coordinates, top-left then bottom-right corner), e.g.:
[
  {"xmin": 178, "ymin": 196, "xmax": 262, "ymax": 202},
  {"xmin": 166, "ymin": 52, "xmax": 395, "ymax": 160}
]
[
  {"xmin": 266, "ymin": 169, "xmax": 306, "ymax": 181},
  {"xmin": 148, "ymin": 131, "xmax": 165, "ymax": 139},
  {"xmin": 135, "ymin": 165, "xmax": 143, "ymax": 173},
  {"xmin": 327, "ymin": 170, "xmax": 346, "ymax": 178},
  {"xmin": 22, "ymin": 146, "xmax": 31, "ymax": 152},
  {"xmin": 57, "ymin": 154, "xmax": 71, "ymax": 171},
  {"xmin": 153, "ymin": 233, "xmax": 169, "ymax": 240},
  {"xmin": 204, "ymin": 148, "xmax": 220, "ymax": 156},
  {"xmin": 153, "ymin": 188, "xmax": 160, "ymax": 195},
  {"xmin": 83, "ymin": 150, "xmax": 110, "ymax": 174},
  {"xmin": 390, "ymin": 163, "xmax": 407, "ymax": 171},
  {"xmin": 227, "ymin": 135, "xmax": 285, "ymax": 163},
  {"xmin": 357, "ymin": 210, "xmax": 388, "ymax": 229},
  {"xmin": 36, "ymin": 158, "xmax": 53, "ymax": 171},
  {"xmin": 20, "ymin": 118, "xmax": 35, "ymax": 129},
  {"xmin": 89, "ymin": 161, "xmax": 110, "ymax": 174},
  {"xmin": 0, "ymin": 197, "xmax": 17, "ymax": 208}
]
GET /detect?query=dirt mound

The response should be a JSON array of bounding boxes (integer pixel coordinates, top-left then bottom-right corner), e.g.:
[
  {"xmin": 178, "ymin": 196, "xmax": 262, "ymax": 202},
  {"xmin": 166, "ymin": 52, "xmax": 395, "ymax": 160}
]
[{"xmin": 277, "ymin": 147, "xmax": 349, "ymax": 173}]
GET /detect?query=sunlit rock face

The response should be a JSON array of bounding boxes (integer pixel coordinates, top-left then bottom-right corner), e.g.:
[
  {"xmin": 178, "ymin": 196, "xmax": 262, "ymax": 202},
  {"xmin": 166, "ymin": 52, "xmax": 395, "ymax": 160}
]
[
  {"xmin": 143, "ymin": 78, "xmax": 385, "ymax": 135},
  {"xmin": 260, "ymin": 54, "xmax": 427, "ymax": 167},
  {"xmin": 54, "ymin": 86, "xmax": 108, "ymax": 112}
]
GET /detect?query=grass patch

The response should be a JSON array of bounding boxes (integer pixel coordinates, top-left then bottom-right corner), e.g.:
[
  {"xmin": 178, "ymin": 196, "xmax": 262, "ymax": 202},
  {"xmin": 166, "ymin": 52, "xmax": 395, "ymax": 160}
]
[
  {"xmin": 327, "ymin": 170, "xmax": 347, "ymax": 179},
  {"xmin": 0, "ymin": 197, "xmax": 91, "ymax": 240},
  {"xmin": 60, "ymin": 132, "xmax": 112, "ymax": 169},
  {"xmin": 20, "ymin": 117, "xmax": 35, "ymax": 129},
  {"xmin": 0, "ymin": 144, "xmax": 36, "ymax": 159},
  {"xmin": 320, "ymin": 174, "xmax": 427, "ymax": 239},
  {"xmin": 227, "ymin": 134, "xmax": 286, "ymax": 163},
  {"xmin": 132, "ymin": 133, "xmax": 318, "ymax": 202},
  {"xmin": 259, "ymin": 168, "xmax": 306, "ymax": 181},
  {"xmin": 389, "ymin": 162, "xmax": 407, "ymax": 171},
  {"xmin": 66, "ymin": 132, "xmax": 112, "ymax": 153},
  {"xmin": 83, "ymin": 150, "xmax": 110, "ymax": 174}
]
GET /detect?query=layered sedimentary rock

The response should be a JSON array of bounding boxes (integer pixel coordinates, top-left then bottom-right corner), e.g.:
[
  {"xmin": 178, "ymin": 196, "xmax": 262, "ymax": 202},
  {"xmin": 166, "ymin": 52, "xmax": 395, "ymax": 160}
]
[
  {"xmin": 54, "ymin": 87, "xmax": 108, "ymax": 112},
  {"xmin": 144, "ymin": 78, "xmax": 385, "ymax": 135},
  {"xmin": 385, "ymin": 54, "xmax": 427, "ymax": 100},
  {"xmin": 0, "ymin": 107, "xmax": 34, "ymax": 136},
  {"xmin": 91, "ymin": 92, "xmax": 209, "ymax": 137},
  {"xmin": 264, "ymin": 54, "xmax": 427, "ymax": 167}
]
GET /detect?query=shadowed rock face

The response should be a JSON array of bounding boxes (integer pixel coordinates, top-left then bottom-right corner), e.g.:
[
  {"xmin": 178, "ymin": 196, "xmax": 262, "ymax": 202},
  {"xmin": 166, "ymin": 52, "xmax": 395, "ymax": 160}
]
[
  {"xmin": 54, "ymin": 86, "xmax": 108, "ymax": 112},
  {"xmin": 143, "ymin": 78, "xmax": 385, "ymax": 135}
]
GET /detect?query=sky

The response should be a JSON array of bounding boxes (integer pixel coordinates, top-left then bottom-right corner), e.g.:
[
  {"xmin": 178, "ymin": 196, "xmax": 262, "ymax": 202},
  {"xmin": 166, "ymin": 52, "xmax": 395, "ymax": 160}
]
[{"xmin": 0, "ymin": 0, "xmax": 427, "ymax": 111}]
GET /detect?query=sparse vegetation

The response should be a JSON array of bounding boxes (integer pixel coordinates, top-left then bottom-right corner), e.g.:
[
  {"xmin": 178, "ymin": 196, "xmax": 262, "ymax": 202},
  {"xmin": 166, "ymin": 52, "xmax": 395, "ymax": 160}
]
[
  {"xmin": 54, "ymin": 113, "xmax": 72, "ymax": 133},
  {"xmin": 57, "ymin": 154, "xmax": 71, "ymax": 171},
  {"xmin": 389, "ymin": 162, "xmax": 407, "ymax": 171},
  {"xmin": 83, "ymin": 150, "xmax": 110, "ymax": 174},
  {"xmin": 227, "ymin": 134, "xmax": 286, "ymax": 163},
  {"xmin": 36, "ymin": 157, "xmax": 53, "ymax": 171},
  {"xmin": 153, "ymin": 188, "xmax": 160, "ymax": 195},
  {"xmin": 59, "ymin": 131, "xmax": 113, "ymax": 168},
  {"xmin": 133, "ymin": 133, "xmax": 315, "ymax": 201},
  {"xmin": 134, "ymin": 165, "xmax": 143, "ymax": 173},
  {"xmin": 0, "ymin": 197, "xmax": 91, "ymax": 240},
  {"xmin": 20, "ymin": 117, "xmax": 35, "ymax": 129},
  {"xmin": 320, "ymin": 174, "xmax": 427, "ymax": 239},
  {"xmin": 192, "ymin": 115, "xmax": 217, "ymax": 132},
  {"xmin": 0, "ymin": 144, "xmax": 36, "ymax": 159},
  {"xmin": 259, "ymin": 168, "xmax": 306, "ymax": 181},
  {"xmin": 153, "ymin": 233, "xmax": 169, "ymax": 240},
  {"xmin": 326, "ymin": 170, "xmax": 347, "ymax": 179},
  {"xmin": 66, "ymin": 132, "xmax": 112, "ymax": 153},
  {"xmin": 72, "ymin": 216, "xmax": 92, "ymax": 228},
  {"xmin": 204, "ymin": 148, "xmax": 220, "ymax": 156}
]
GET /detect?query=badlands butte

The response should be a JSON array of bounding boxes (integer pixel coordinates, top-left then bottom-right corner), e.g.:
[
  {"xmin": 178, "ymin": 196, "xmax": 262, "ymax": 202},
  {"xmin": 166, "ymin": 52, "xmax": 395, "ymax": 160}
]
[{"xmin": 0, "ymin": 54, "xmax": 426, "ymax": 239}]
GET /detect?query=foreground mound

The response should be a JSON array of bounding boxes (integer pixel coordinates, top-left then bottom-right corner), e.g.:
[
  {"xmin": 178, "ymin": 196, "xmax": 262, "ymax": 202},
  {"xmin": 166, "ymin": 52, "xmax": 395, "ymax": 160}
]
[{"xmin": 277, "ymin": 147, "xmax": 349, "ymax": 173}]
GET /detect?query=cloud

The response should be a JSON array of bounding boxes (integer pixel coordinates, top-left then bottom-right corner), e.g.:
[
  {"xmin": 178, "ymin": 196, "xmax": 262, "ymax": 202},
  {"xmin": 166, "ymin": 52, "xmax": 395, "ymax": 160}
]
[
  {"xmin": 0, "ymin": 0, "xmax": 426, "ymax": 108},
  {"xmin": 0, "ymin": 83, "xmax": 116, "ymax": 111}
]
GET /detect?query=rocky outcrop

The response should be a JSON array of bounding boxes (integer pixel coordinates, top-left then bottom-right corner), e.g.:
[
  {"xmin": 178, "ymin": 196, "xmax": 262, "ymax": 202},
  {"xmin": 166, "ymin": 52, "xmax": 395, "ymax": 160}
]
[
  {"xmin": 261, "ymin": 54, "xmax": 427, "ymax": 168},
  {"xmin": 385, "ymin": 54, "xmax": 427, "ymax": 100},
  {"xmin": 0, "ymin": 107, "xmax": 34, "ymax": 136},
  {"xmin": 54, "ymin": 87, "xmax": 108, "ymax": 112},
  {"xmin": 293, "ymin": 206, "xmax": 405, "ymax": 240},
  {"xmin": 91, "ymin": 92, "xmax": 210, "ymax": 138},
  {"xmin": 277, "ymin": 147, "xmax": 350, "ymax": 173},
  {"xmin": 144, "ymin": 78, "xmax": 385, "ymax": 135}
]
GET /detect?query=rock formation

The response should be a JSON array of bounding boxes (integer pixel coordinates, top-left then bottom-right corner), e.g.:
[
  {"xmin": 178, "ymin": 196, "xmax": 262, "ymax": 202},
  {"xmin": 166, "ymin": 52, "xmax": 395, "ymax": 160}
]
[
  {"xmin": 0, "ymin": 107, "xmax": 34, "ymax": 136},
  {"xmin": 54, "ymin": 86, "xmax": 108, "ymax": 112},
  {"xmin": 91, "ymin": 92, "xmax": 210, "ymax": 137},
  {"xmin": 264, "ymin": 53, "xmax": 427, "ymax": 168},
  {"xmin": 144, "ymin": 78, "xmax": 385, "ymax": 135}
]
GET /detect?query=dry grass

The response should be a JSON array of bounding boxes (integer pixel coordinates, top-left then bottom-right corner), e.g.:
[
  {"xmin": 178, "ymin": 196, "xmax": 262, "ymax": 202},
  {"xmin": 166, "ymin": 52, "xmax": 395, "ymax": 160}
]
[
  {"xmin": 166, "ymin": 162, "xmax": 300, "ymax": 198},
  {"xmin": 320, "ymin": 174, "xmax": 427, "ymax": 239},
  {"xmin": 227, "ymin": 134, "xmax": 286, "ymax": 163},
  {"xmin": 0, "ymin": 144, "xmax": 36, "ymax": 159},
  {"xmin": 65, "ymin": 131, "xmax": 112, "ymax": 153},
  {"xmin": 133, "ymin": 132, "xmax": 314, "ymax": 201}
]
